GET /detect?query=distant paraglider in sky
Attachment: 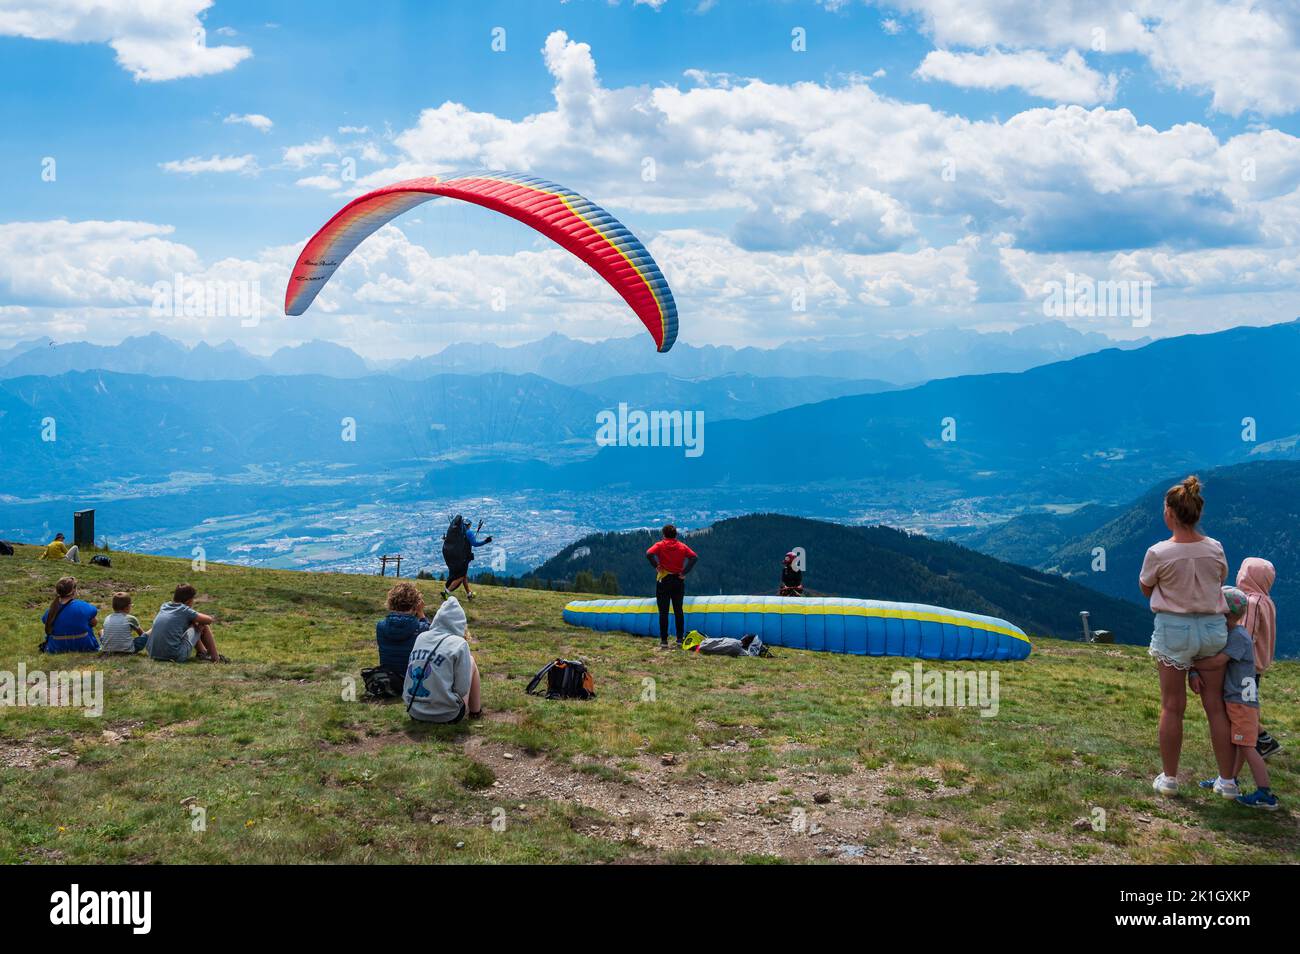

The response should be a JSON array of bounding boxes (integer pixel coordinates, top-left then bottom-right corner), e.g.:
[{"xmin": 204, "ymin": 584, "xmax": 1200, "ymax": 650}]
[{"xmin": 284, "ymin": 171, "xmax": 678, "ymax": 352}]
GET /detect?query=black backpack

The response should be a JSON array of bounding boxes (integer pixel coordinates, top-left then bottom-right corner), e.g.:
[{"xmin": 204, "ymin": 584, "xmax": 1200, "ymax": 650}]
[
  {"xmin": 361, "ymin": 667, "xmax": 402, "ymax": 700},
  {"xmin": 442, "ymin": 515, "xmax": 471, "ymax": 565},
  {"xmin": 0, "ymin": 541, "xmax": 13, "ymax": 556},
  {"xmin": 526, "ymin": 659, "xmax": 596, "ymax": 700},
  {"xmin": 90, "ymin": 554, "xmax": 111, "ymax": 568}
]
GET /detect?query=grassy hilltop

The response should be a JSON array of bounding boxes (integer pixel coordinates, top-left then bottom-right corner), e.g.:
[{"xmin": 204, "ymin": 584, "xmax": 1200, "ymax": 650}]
[{"xmin": 1, "ymin": 545, "xmax": 1296, "ymax": 864}]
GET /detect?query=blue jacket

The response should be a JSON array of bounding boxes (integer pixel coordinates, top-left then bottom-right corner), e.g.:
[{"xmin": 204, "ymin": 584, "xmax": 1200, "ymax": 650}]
[{"xmin": 376, "ymin": 612, "xmax": 430, "ymax": 679}]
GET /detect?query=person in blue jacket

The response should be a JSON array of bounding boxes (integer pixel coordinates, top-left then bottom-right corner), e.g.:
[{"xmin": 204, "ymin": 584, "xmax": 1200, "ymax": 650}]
[
  {"xmin": 442, "ymin": 515, "xmax": 493, "ymax": 600},
  {"xmin": 376, "ymin": 581, "xmax": 432, "ymax": 686},
  {"xmin": 40, "ymin": 576, "xmax": 100, "ymax": 653}
]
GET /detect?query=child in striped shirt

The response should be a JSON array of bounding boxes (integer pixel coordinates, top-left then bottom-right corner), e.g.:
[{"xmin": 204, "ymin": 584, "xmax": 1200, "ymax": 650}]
[{"xmin": 99, "ymin": 592, "xmax": 149, "ymax": 654}]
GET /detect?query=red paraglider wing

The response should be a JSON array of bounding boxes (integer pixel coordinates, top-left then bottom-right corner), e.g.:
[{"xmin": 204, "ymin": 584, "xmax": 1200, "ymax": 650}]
[{"xmin": 284, "ymin": 172, "xmax": 677, "ymax": 352}]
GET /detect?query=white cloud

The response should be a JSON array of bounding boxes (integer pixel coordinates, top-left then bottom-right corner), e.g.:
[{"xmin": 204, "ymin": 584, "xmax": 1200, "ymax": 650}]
[
  {"xmin": 916, "ymin": 48, "xmax": 1116, "ymax": 105},
  {"xmin": 282, "ymin": 137, "xmax": 339, "ymax": 169},
  {"xmin": 1143, "ymin": 1, "xmax": 1300, "ymax": 118},
  {"xmin": 0, "ymin": 0, "xmax": 251, "ymax": 81},
  {"xmin": 369, "ymin": 31, "xmax": 1289, "ymax": 259},
  {"xmin": 160, "ymin": 154, "xmax": 258, "ymax": 175},
  {"xmin": 295, "ymin": 175, "xmax": 342, "ymax": 191},
  {"xmin": 224, "ymin": 112, "xmax": 273, "ymax": 132},
  {"xmin": 881, "ymin": 0, "xmax": 1300, "ymax": 117},
  {"xmin": 0, "ymin": 220, "xmax": 198, "ymax": 307}
]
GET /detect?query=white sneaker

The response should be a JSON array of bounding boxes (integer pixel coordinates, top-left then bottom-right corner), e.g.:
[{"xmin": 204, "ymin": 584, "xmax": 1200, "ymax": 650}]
[
  {"xmin": 1212, "ymin": 777, "xmax": 1241, "ymax": 798},
  {"xmin": 1153, "ymin": 772, "xmax": 1179, "ymax": 796}
]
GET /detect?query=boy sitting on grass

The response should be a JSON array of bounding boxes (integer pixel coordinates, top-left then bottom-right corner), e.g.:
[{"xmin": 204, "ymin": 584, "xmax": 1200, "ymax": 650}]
[
  {"xmin": 1192, "ymin": 586, "xmax": 1279, "ymax": 810},
  {"xmin": 147, "ymin": 583, "xmax": 226, "ymax": 663},
  {"xmin": 99, "ymin": 592, "xmax": 149, "ymax": 654}
]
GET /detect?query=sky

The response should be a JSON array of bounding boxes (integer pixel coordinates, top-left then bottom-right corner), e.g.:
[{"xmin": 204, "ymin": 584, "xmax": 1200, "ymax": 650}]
[{"xmin": 2, "ymin": 0, "xmax": 1300, "ymax": 360}]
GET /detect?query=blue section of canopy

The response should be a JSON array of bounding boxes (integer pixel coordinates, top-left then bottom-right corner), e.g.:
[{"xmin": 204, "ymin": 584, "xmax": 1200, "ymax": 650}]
[{"xmin": 563, "ymin": 595, "xmax": 1032, "ymax": 661}]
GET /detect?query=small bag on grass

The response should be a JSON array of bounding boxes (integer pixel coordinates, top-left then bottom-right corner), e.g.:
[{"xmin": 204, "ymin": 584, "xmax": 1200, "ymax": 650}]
[
  {"xmin": 525, "ymin": 658, "xmax": 596, "ymax": 700},
  {"xmin": 361, "ymin": 667, "xmax": 402, "ymax": 700}
]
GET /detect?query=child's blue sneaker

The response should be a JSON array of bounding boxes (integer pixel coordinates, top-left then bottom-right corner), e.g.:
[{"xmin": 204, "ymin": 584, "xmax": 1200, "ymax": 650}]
[{"xmin": 1236, "ymin": 789, "xmax": 1280, "ymax": 811}]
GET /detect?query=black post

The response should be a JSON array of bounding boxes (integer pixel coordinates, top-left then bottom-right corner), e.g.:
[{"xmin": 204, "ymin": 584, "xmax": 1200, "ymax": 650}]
[{"xmin": 74, "ymin": 509, "xmax": 95, "ymax": 550}]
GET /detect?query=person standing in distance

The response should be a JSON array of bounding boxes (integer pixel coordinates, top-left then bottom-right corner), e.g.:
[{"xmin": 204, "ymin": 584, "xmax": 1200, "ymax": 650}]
[{"xmin": 646, "ymin": 524, "xmax": 698, "ymax": 650}]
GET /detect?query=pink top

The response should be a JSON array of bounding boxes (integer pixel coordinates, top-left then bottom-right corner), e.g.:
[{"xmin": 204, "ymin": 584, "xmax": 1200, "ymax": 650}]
[
  {"xmin": 1139, "ymin": 537, "xmax": 1229, "ymax": 615},
  {"xmin": 1237, "ymin": 557, "xmax": 1277, "ymax": 672}
]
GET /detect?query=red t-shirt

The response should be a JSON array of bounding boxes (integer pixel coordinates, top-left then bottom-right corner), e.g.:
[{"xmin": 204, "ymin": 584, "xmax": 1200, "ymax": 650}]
[{"xmin": 647, "ymin": 538, "xmax": 697, "ymax": 575}]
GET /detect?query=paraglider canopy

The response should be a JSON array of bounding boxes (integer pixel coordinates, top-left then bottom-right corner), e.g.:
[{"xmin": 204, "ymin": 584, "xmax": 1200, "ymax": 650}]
[{"xmin": 284, "ymin": 171, "xmax": 678, "ymax": 352}]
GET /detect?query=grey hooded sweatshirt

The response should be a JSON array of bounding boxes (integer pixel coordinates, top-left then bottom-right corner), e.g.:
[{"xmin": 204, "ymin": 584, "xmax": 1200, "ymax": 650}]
[{"xmin": 403, "ymin": 596, "xmax": 473, "ymax": 722}]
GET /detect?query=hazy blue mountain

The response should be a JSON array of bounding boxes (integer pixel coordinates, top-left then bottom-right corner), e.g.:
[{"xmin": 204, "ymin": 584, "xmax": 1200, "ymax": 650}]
[
  {"xmin": 943, "ymin": 504, "xmax": 1125, "ymax": 567},
  {"xmin": 425, "ymin": 320, "xmax": 1300, "ymax": 502},
  {"xmin": 527, "ymin": 513, "xmax": 1152, "ymax": 644},
  {"xmin": 267, "ymin": 340, "xmax": 371, "ymax": 378},
  {"xmin": 0, "ymin": 368, "xmax": 896, "ymax": 498},
  {"xmin": 575, "ymin": 373, "xmax": 895, "ymax": 419},
  {"xmin": 1, "ymin": 321, "xmax": 1137, "ymax": 387},
  {"xmin": 0, "ymin": 333, "xmax": 268, "ymax": 380},
  {"xmin": 385, "ymin": 321, "xmax": 1142, "ymax": 385},
  {"xmin": 0, "ymin": 371, "xmax": 605, "ymax": 496},
  {"xmin": 0, "ymin": 337, "xmax": 53, "ymax": 363}
]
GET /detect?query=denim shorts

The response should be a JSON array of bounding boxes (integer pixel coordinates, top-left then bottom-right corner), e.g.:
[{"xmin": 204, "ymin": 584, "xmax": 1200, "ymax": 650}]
[{"xmin": 1149, "ymin": 612, "xmax": 1227, "ymax": 670}]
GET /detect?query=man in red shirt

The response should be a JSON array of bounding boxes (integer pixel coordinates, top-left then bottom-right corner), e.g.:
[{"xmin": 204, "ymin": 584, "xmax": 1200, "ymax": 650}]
[{"xmin": 646, "ymin": 524, "xmax": 699, "ymax": 649}]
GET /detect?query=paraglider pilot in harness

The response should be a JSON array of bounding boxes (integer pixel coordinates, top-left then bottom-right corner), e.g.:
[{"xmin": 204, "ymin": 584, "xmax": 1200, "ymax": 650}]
[
  {"xmin": 442, "ymin": 515, "xmax": 492, "ymax": 600},
  {"xmin": 780, "ymin": 551, "xmax": 804, "ymax": 597}
]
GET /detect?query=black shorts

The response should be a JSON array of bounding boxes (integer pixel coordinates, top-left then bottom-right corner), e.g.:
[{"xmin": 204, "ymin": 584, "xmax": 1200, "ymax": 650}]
[{"xmin": 445, "ymin": 561, "xmax": 469, "ymax": 580}]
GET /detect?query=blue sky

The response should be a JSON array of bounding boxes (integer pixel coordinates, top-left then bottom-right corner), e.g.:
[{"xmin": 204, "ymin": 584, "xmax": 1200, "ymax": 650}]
[{"xmin": 3, "ymin": 0, "xmax": 1300, "ymax": 358}]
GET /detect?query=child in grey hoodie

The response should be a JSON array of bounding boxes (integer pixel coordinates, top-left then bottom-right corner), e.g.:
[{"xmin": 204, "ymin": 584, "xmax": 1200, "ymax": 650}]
[{"xmin": 403, "ymin": 596, "xmax": 482, "ymax": 723}]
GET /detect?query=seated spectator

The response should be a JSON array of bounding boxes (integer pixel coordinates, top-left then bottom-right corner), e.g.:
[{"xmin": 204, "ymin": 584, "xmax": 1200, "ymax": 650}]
[
  {"xmin": 40, "ymin": 577, "xmax": 99, "ymax": 653},
  {"xmin": 148, "ymin": 583, "xmax": 224, "ymax": 663},
  {"xmin": 40, "ymin": 532, "xmax": 79, "ymax": 563},
  {"xmin": 376, "ymin": 581, "xmax": 431, "ymax": 686},
  {"xmin": 403, "ymin": 595, "xmax": 482, "ymax": 723},
  {"xmin": 99, "ymin": 592, "xmax": 149, "ymax": 655}
]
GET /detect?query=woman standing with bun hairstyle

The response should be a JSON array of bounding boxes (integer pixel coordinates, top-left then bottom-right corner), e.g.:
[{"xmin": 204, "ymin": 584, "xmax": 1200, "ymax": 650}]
[{"xmin": 1139, "ymin": 476, "xmax": 1236, "ymax": 798}]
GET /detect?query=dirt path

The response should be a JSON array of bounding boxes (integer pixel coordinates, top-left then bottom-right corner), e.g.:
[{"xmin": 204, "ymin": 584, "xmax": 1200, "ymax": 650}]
[{"xmin": 463, "ymin": 736, "xmax": 1124, "ymax": 863}]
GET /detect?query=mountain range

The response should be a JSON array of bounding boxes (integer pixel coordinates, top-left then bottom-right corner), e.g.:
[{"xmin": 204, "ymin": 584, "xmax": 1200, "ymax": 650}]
[
  {"xmin": 0, "ymin": 368, "xmax": 890, "ymax": 497},
  {"xmin": 425, "ymin": 320, "xmax": 1300, "ymax": 504},
  {"xmin": 0, "ymin": 321, "xmax": 1142, "ymax": 386}
]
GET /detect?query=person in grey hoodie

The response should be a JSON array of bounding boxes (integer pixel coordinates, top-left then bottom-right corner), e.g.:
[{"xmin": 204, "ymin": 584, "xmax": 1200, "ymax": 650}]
[{"xmin": 403, "ymin": 595, "xmax": 482, "ymax": 723}]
